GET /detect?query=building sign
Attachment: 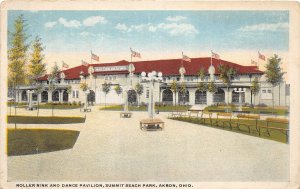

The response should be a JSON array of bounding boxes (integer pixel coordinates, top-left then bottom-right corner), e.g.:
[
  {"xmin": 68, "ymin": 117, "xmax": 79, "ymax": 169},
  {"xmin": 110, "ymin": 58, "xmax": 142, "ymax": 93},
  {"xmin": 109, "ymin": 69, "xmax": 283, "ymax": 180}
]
[{"xmin": 94, "ymin": 66, "xmax": 128, "ymax": 72}]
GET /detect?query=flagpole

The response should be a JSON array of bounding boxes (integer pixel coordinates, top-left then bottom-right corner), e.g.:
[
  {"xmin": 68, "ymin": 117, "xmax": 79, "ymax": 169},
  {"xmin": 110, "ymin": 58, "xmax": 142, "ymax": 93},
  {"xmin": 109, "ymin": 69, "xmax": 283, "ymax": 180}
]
[
  {"xmin": 210, "ymin": 50, "xmax": 212, "ymax": 66},
  {"xmin": 181, "ymin": 51, "xmax": 183, "ymax": 67}
]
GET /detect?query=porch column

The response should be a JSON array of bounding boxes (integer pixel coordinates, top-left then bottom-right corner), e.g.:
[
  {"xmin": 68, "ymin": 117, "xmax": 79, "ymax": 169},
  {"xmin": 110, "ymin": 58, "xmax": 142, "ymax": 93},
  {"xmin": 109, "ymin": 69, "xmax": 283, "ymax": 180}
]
[
  {"xmin": 207, "ymin": 92, "xmax": 213, "ymax": 106},
  {"xmin": 224, "ymin": 88, "xmax": 230, "ymax": 104},
  {"xmin": 38, "ymin": 93, "xmax": 42, "ymax": 103},
  {"xmin": 228, "ymin": 88, "xmax": 233, "ymax": 104},
  {"xmin": 48, "ymin": 91, "xmax": 52, "ymax": 103},
  {"xmin": 59, "ymin": 90, "xmax": 64, "ymax": 103},
  {"xmin": 189, "ymin": 88, "xmax": 196, "ymax": 105}
]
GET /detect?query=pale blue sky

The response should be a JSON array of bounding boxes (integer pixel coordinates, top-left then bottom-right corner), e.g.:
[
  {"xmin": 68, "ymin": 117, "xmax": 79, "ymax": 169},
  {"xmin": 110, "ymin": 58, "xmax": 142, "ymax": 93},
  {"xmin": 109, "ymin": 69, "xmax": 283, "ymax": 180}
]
[{"xmin": 8, "ymin": 10, "xmax": 289, "ymax": 56}]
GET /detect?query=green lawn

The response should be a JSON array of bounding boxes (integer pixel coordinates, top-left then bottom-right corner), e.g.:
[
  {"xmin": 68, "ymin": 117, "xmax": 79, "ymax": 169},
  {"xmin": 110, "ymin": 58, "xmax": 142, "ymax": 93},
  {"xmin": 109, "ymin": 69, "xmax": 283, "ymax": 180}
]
[
  {"xmin": 7, "ymin": 115, "xmax": 86, "ymax": 124},
  {"xmin": 204, "ymin": 106, "xmax": 288, "ymax": 115},
  {"xmin": 7, "ymin": 129, "xmax": 80, "ymax": 156},
  {"xmin": 170, "ymin": 117, "xmax": 289, "ymax": 143},
  {"xmin": 100, "ymin": 105, "xmax": 191, "ymax": 112}
]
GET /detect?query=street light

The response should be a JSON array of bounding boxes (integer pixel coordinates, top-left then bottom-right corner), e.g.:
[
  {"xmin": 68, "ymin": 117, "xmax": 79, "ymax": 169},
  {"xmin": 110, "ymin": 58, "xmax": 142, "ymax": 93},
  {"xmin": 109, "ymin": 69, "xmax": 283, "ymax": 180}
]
[
  {"xmin": 141, "ymin": 71, "xmax": 163, "ymax": 119},
  {"xmin": 234, "ymin": 87, "xmax": 246, "ymax": 111}
]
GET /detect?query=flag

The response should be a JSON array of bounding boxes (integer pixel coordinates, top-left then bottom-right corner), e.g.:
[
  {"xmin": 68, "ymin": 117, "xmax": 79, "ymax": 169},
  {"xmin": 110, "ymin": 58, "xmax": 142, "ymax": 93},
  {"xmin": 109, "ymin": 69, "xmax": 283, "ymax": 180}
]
[
  {"xmin": 258, "ymin": 51, "xmax": 265, "ymax": 61},
  {"xmin": 130, "ymin": 48, "xmax": 141, "ymax": 58},
  {"xmin": 211, "ymin": 51, "xmax": 220, "ymax": 59},
  {"xmin": 62, "ymin": 61, "xmax": 69, "ymax": 69},
  {"xmin": 251, "ymin": 59, "xmax": 257, "ymax": 65},
  {"xmin": 182, "ymin": 52, "xmax": 191, "ymax": 62},
  {"xmin": 91, "ymin": 51, "xmax": 99, "ymax": 61},
  {"xmin": 81, "ymin": 60, "xmax": 89, "ymax": 66}
]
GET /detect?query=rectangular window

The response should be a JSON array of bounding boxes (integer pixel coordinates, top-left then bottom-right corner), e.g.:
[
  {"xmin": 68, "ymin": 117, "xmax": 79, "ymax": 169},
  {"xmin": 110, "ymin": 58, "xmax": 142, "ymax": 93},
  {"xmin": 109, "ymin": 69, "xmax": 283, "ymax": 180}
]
[
  {"xmin": 72, "ymin": 91, "xmax": 75, "ymax": 98},
  {"xmin": 76, "ymin": 91, "xmax": 79, "ymax": 98},
  {"xmin": 267, "ymin": 89, "xmax": 272, "ymax": 93},
  {"xmin": 261, "ymin": 88, "xmax": 272, "ymax": 99},
  {"xmin": 146, "ymin": 89, "xmax": 149, "ymax": 98},
  {"xmin": 262, "ymin": 90, "xmax": 266, "ymax": 93}
]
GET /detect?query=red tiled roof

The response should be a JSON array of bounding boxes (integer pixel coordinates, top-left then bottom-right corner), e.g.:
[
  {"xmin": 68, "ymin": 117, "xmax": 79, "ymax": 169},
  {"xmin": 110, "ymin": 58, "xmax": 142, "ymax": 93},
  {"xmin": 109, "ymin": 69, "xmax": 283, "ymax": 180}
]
[{"xmin": 38, "ymin": 57, "xmax": 263, "ymax": 80}]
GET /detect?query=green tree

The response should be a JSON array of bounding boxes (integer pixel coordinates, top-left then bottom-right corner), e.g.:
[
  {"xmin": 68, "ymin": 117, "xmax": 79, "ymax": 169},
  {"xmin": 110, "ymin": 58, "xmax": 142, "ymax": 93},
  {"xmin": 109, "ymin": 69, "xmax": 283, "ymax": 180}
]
[
  {"xmin": 135, "ymin": 83, "xmax": 144, "ymax": 107},
  {"xmin": 8, "ymin": 15, "xmax": 29, "ymax": 129},
  {"xmin": 170, "ymin": 80, "xmax": 178, "ymax": 106},
  {"xmin": 102, "ymin": 82, "xmax": 111, "ymax": 108},
  {"xmin": 80, "ymin": 83, "xmax": 88, "ymax": 91},
  {"xmin": 28, "ymin": 36, "xmax": 46, "ymax": 84},
  {"xmin": 250, "ymin": 77, "xmax": 260, "ymax": 106},
  {"xmin": 198, "ymin": 67, "xmax": 206, "ymax": 81},
  {"xmin": 218, "ymin": 64, "xmax": 237, "ymax": 111},
  {"xmin": 114, "ymin": 85, "xmax": 123, "ymax": 104},
  {"xmin": 207, "ymin": 81, "xmax": 217, "ymax": 93},
  {"xmin": 265, "ymin": 54, "xmax": 284, "ymax": 112},
  {"xmin": 179, "ymin": 82, "xmax": 187, "ymax": 105}
]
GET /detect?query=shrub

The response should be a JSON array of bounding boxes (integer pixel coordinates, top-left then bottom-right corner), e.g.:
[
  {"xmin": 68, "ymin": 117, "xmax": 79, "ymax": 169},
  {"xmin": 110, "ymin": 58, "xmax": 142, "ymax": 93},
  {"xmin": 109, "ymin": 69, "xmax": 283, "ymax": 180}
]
[
  {"xmin": 257, "ymin": 103, "xmax": 267, "ymax": 107},
  {"xmin": 72, "ymin": 101, "xmax": 76, "ymax": 105}
]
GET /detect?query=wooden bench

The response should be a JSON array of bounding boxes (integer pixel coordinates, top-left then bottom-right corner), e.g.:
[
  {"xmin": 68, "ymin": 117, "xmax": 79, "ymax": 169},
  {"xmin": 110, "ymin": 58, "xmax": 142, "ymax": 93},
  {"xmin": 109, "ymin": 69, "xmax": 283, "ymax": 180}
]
[
  {"xmin": 216, "ymin": 112, "xmax": 234, "ymax": 129},
  {"xmin": 188, "ymin": 109, "xmax": 204, "ymax": 123},
  {"xmin": 120, "ymin": 112, "xmax": 132, "ymax": 118},
  {"xmin": 258, "ymin": 118, "xmax": 289, "ymax": 142},
  {"xmin": 169, "ymin": 110, "xmax": 188, "ymax": 118},
  {"xmin": 140, "ymin": 118, "xmax": 164, "ymax": 131},
  {"xmin": 80, "ymin": 108, "xmax": 91, "ymax": 112},
  {"xmin": 235, "ymin": 114, "xmax": 260, "ymax": 134}
]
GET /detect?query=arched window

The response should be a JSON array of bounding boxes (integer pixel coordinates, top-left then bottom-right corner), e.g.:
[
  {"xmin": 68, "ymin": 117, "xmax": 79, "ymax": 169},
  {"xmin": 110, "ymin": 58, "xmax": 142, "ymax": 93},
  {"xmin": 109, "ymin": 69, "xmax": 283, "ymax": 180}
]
[
  {"xmin": 41, "ymin": 91, "xmax": 48, "ymax": 102},
  {"xmin": 88, "ymin": 90, "xmax": 95, "ymax": 105},
  {"xmin": 195, "ymin": 90, "xmax": 207, "ymax": 104},
  {"xmin": 213, "ymin": 88, "xmax": 225, "ymax": 103},
  {"xmin": 178, "ymin": 90, "xmax": 189, "ymax": 105},
  {"xmin": 32, "ymin": 93, "xmax": 38, "ymax": 101},
  {"xmin": 63, "ymin": 91, "xmax": 69, "ymax": 102},
  {"xmin": 162, "ymin": 89, "xmax": 173, "ymax": 105},
  {"xmin": 52, "ymin": 90, "xmax": 59, "ymax": 101},
  {"xmin": 21, "ymin": 91, "xmax": 28, "ymax": 101},
  {"xmin": 127, "ymin": 90, "xmax": 137, "ymax": 105}
]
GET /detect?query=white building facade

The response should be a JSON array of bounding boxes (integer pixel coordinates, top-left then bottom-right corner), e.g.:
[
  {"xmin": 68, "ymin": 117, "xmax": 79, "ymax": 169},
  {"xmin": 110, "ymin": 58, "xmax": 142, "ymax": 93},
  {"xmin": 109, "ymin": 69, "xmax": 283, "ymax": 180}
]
[{"xmin": 15, "ymin": 58, "xmax": 290, "ymax": 107}]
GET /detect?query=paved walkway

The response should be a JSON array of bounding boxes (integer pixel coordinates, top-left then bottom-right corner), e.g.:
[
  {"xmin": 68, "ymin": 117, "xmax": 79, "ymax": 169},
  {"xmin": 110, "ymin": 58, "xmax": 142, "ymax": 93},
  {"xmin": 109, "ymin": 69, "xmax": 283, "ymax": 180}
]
[{"xmin": 7, "ymin": 106, "xmax": 289, "ymax": 181}]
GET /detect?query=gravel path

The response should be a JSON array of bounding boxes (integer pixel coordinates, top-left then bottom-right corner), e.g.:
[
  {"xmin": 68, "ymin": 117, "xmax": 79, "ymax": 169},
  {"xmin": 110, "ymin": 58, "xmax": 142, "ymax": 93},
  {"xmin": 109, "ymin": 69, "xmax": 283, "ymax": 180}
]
[{"xmin": 7, "ymin": 106, "xmax": 289, "ymax": 181}]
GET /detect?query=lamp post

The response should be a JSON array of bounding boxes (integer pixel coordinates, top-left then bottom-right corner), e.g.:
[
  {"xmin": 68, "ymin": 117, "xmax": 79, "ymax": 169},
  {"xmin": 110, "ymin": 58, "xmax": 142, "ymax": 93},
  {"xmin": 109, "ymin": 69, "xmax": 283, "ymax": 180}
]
[
  {"xmin": 141, "ymin": 71, "xmax": 163, "ymax": 119},
  {"xmin": 234, "ymin": 87, "xmax": 246, "ymax": 111}
]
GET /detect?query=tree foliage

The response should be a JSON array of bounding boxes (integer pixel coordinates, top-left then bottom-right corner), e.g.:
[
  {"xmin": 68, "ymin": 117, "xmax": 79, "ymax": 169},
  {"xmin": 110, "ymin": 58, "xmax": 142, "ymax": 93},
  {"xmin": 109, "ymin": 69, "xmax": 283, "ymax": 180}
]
[
  {"xmin": 135, "ymin": 83, "xmax": 144, "ymax": 96},
  {"xmin": 207, "ymin": 82, "xmax": 217, "ymax": 93},
  {"xmin": 218, "ymin": 64, "xmax": 237, "ymax": 87},
  {"xmin": 250, "ymin": 77, "xmax": 260, "ymax": 95},
  {"xmin": 179, "ymin": 82, "xmax": 186, "ymax": 94},
  {"xmin": 102, "ymin": 82, "xmax": 111, "ymax": 94},
  {"xmin": 80, "ymin": 83, "xmax": 88, "ymax": 91},
  {"xmin": 170, "ymin": 80, "xmax": 178, "ymax": 93},
  {"xmin": 265, "ymin": 54, "xmax": 284, "ymax": 87},
  {"xmin": 8, "ymin": 14, "xmax": 29, "ymax": 87},
  {"xmin": 28, "ymin": 36, "xmax": 46, "ymax": 84},
  {"xmin": 114, "ymin": 85, "xmax": 122, "ymax": 96},
  {"xmin": 48, "ymin": 62, "xmax": 60, "ymax": 84},
  {"xmin": 197, "ymin": 82, "xmax": 207, "ymax": 93},
  {"xmin": 198, "ymin": 67, "xmax": 206, "ymax": 81}
]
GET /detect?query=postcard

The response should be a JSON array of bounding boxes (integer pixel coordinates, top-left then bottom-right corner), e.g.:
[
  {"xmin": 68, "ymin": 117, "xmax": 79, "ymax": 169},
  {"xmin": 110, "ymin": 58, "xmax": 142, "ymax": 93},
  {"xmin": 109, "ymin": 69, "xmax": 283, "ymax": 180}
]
[{"xmin": 1, "ymin": 1, "xmax": 300, "ymax": 189}]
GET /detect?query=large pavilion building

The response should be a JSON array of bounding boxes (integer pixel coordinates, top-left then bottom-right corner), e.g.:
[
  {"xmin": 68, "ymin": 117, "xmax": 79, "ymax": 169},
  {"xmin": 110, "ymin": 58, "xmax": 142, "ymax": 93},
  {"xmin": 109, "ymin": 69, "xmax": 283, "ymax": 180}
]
[{"xmin": 15, "ymin": 57, "xmax": 290, "ymax": 107}]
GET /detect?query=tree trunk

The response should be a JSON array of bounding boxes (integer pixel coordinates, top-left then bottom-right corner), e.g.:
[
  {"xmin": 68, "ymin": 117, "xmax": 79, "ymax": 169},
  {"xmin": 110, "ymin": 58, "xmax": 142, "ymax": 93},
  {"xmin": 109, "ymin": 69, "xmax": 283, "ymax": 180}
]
[
  {"xmin": 52, "ymin": 103, "xmax": 54, "ymax": 117},
  {"xmin": 37, "ymin": 95, "xmax": 40, "ymax": 117},
  {"xmin": 14, "ymin": 79, "xmax": 17, "ymax": 129},
  {"xmin": 227, "ymin": 86, "xmax": 229, "ymax": 112},
  {"xmin": 272, "ymin": 86, "xmax": 275, "ymax": 115}
]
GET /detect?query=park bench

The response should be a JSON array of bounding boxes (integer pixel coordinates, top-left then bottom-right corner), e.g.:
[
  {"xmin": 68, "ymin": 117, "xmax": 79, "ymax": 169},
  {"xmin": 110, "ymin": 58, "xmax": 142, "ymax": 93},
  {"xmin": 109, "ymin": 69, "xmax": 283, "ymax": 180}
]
[
  {"xmin": 187, "ymin": 109, "xmax": 204, "ymax": 123},
  {"xmin": 258, "ymin": 118, "xmax": 289, "ymax": 143},
  {"xmin": 140, "ymin": 118, "xmax": 164, "ymax": 131},
  {"xmin": 169, "ymin": 110, "xmax": 188, "ymax": 118},
  {"xmin": 80, "ymin": 108, "xmax": 91, "ymax": 112},
  {"xmin": 232, "ymin": 110, "xmax": 250, "ymax": 115},
  {"xmin": 120, "ymin": 112, "xmax": 132, "ymax": 118},
  {"xmin": 235, "ymin": 114, "xmax": 260, "ymax": 134},
  {"xmin": 216, "ymin": 112, "xmax": 234, "ymax": 129}
]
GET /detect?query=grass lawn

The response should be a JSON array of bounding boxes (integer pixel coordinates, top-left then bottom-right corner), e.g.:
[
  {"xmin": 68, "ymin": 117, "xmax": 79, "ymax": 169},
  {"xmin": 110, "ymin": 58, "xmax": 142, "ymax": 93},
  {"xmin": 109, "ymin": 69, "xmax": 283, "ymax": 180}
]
[
  {"xmin": 7, "ymin": 128, "xmax": 80, "ymax": 156},
  {"xmin": 170, "ymin": 117, "xmax": 289, "ymax": 143},
  {"xmin": 204, "ymin": 106, "xmax": 289, "ymax": 115},
  {"xmin": 7, "ymin": 115, "xmax": 86, "ymax": 124},
  {"xmin": 7, "ymin": 102, "xmax": 82, "ymax": 109},
  {"xmin": 100, "ymin": 105, "xmax": 191, "ymax": 112}
]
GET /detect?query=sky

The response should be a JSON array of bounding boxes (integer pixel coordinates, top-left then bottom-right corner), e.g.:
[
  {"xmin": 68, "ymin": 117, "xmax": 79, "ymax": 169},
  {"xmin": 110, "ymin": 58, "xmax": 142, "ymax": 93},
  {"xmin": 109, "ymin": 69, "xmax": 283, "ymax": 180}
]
[{"xmin": 8, "ymin": 10, "xmax": 289, "ymax": 74}]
